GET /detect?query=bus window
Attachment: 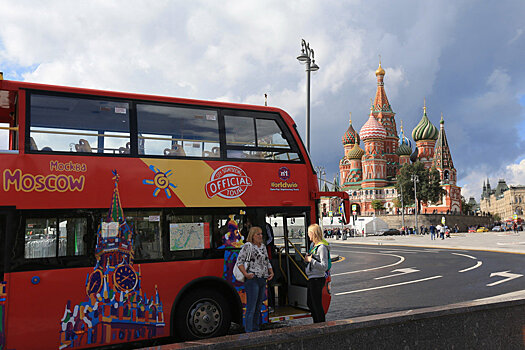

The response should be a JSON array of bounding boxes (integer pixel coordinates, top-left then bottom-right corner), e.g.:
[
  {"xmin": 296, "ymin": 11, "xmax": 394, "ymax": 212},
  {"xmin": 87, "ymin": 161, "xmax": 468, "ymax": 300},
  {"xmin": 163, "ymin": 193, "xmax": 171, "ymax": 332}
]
[
  {"xmin": 224, "ymin": 116, "xmax": 256, "ymax": 148},
  {"xmin": 0, "ymin": 123, "xmax": 8, "ymax": 150},
  {"xmin": 24, "ymin": 217, "xmax": 88, "ymax": 259},
  {"xmin": 29, "ymin": 94, "xmax": 130, "ymax": 153},
  {"xmin": 224, "ymin": 114, "xmax": 301, "ymax": 161},
  {"xmin": 167, "ymin": 214, "xmax": 212, "ymax": 251},
  {"xmin": 58, "ymin": 218, "xmax": 87, "ymax": 257},
  {"xmin": 136, "ymin": 104, "xmax": 220, "ymax": 158},
  {"xmin": 125, "ymin": 211, "xmax": 163, "ymax": 260},
  {"xmin": 24, "ymin": 218, "xmax": 58, "ymax": 258}
]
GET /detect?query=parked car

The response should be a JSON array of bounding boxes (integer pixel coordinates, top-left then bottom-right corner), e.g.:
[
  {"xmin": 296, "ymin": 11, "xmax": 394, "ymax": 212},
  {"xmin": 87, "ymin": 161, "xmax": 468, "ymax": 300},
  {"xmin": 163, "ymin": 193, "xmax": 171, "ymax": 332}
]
[
  {"xmin": 381, "ymin": 228, "xmax": 401, "ymax": 235},
  {"xmin": 492, "ymin": 225, "xmax": 502, "ymax": 232},
  {"xmin": 476, "ymin": 227, "xmax": 489, "ymax": 232},
  {"xmin": 468, "ymin": 226, "xmax": 477, "ymax": 233}
]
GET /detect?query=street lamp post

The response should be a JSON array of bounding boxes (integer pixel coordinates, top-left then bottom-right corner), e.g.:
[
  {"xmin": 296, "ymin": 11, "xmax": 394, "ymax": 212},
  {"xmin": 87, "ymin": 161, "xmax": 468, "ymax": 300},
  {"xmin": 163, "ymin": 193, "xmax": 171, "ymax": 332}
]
[
  {"xmin": 297, "ymin": 39, "xmax": 319, "ymax": 154},
  {"xmin": 400, "ymin": 185, "xmax": 405, "ymax": 232},
  {"xmin": 315, "ymin": 166, "xmax": 325, "ymax": 189},
  {"xmin": 411, "ymin": 174, "xmax": 419, "ymax": 234}
]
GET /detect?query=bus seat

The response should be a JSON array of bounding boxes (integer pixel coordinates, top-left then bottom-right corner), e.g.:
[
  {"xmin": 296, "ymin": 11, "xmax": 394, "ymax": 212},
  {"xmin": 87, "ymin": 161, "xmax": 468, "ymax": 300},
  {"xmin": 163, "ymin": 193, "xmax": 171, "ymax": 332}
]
[
  {"xmin": 30, "ymin": 137, "xmax": 38, "ymax": 151},
  {"xmin": 164, "ymin": 144, "xmax": 186, "ymax": 157},
  {"xmin": 75, "ymin": 139, "xmax": 92, "ymax": 153},
  {"xmin": 119, "ymin": 142, "xmax": 131, "ymax": 154},
  {"xmin": 41, "ymin": 146, "xmax": 53, "ymax": 151},
  {"xmin": 204, "ymin": 146, "xmax": 220, "ymax": 158}
]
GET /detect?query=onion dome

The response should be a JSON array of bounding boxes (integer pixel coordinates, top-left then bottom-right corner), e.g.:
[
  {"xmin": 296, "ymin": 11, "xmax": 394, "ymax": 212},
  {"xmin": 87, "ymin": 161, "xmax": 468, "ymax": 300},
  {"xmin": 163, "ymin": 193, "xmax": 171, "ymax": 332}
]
[
  {"xmin": 396, "ymin": 139, "xmax": 412, "ymax": 156},
  {"xmin": 412, "ymin": 104, "xmax": 438, "ymax": 141},
  {"xmin": 360, "ymin": 112, "xmax": 387, "ymax": 141},
  {"xmin": 347, "ymin": 143, "xmax": 365, "ymax": 159},
  {"xmin": 342, "ymin": 113, "xmax": 360, "ymax": 145},
  {"xmin": 410, "ymin": 146, "xmax": 419, "ymax": 163},
  {"xmin": 375, "ymin": 61, "xmax": 385, "ymax": 76}
]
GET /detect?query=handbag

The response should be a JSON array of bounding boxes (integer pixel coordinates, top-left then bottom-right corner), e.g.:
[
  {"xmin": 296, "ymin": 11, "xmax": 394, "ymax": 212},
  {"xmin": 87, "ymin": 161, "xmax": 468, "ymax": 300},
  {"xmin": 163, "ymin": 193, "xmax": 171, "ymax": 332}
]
[{"xmin": 233, "ymin": 243, "xmax": 252, "ymax": 282}]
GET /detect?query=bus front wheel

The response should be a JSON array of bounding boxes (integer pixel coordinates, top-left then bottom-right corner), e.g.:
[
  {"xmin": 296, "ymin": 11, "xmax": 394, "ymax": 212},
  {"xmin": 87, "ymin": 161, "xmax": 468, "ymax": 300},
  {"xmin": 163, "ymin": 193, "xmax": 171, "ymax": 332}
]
[{"xmin": 174, "ymin": 289, "xmax": 231, "ymax": 341}]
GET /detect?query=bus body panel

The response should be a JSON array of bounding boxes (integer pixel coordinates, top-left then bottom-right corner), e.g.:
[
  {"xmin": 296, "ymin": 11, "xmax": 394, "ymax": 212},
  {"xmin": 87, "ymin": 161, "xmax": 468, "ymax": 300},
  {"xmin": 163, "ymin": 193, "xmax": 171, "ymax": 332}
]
[
  {"xmin": 0, "ymin": 155, "xmax": 309, "ymax": 209},
  {"xmin": 5, "ymin": 259, "xmax": 224, "ymax": 350}
]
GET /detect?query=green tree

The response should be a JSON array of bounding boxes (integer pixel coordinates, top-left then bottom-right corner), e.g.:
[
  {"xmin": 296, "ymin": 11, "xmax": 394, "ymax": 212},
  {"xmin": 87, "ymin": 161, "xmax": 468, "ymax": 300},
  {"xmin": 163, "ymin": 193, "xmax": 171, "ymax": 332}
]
[
  {"xmin": 461, "ymin": 196, "xmax": 473, "ymax": 214},
  {"xmin": 371, "ymin": 199, "xmax": 385, "ymax": 213},
  {"xmin": 392, "ymin": 198, "xmax": 401, "ymax": 208},
  {"xmin": 493, "ymin": 213, "xmax": 501, "ymax": 222},
  {"xmin": 395, "ymin": 162, "xmax": 446, "ymax": 211}
]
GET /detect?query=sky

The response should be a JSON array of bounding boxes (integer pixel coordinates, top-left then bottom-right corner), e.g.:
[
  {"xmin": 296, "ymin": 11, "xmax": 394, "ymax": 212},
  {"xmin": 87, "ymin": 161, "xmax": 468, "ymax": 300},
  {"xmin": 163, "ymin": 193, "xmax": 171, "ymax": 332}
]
[{"xmin": 1, "ymin": 0, "xmax": 524, "ymax": 201}]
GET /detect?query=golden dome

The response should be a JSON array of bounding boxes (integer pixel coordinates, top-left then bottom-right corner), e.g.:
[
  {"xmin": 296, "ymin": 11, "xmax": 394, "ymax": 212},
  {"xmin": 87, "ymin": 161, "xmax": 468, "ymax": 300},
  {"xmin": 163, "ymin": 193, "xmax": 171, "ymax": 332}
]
[{"xmin": 375, "ymin": 62, "xmax": 385, "ymax": 76}]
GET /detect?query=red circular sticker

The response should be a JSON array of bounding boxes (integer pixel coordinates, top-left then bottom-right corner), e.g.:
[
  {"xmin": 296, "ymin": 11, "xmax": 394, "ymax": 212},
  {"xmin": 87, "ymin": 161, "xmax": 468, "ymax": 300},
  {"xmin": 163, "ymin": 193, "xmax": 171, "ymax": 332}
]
[{"xmin": 205, "ymin": 165, "xmax": 253, "ymax": 199}]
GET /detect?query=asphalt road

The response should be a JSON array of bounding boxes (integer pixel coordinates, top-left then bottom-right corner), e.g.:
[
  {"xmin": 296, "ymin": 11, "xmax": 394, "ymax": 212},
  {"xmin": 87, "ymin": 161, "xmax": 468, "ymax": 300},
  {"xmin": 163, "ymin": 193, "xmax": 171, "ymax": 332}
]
[{"xmin": 326, "ymin": 243, "xmax": 525, "ymax": 321}]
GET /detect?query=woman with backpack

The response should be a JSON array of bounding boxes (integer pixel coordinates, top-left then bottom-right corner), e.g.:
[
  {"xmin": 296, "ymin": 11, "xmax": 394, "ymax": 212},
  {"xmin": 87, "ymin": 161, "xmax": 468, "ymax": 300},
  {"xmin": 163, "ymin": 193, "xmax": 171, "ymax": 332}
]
[{"xmin": 304, "ymin": 224, "xmax": 330, "ymax": 323}]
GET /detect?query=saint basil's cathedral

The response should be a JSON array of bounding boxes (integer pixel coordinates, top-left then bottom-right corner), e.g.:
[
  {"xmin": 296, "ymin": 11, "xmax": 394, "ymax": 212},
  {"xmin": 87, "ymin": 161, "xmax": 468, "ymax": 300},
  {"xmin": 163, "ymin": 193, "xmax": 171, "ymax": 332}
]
[{"xmin": 338, "ymin": 62, "xmax": 462, "ymax": 215}]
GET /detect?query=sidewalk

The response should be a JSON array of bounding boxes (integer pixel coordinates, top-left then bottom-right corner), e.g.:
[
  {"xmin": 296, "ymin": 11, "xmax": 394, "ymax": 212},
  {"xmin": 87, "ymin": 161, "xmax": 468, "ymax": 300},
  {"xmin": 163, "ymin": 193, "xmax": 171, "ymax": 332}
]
[{"xmin": 327, "ymin": 231, "xmax": 525, "ymax": 254}]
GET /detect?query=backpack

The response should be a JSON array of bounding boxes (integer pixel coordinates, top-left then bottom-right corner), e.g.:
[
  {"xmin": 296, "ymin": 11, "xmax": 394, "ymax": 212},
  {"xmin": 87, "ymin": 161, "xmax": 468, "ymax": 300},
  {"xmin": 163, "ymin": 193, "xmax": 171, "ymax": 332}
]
[{"xmin": 310, "ymin": 240, "xmax": 332, "ymax": 271}]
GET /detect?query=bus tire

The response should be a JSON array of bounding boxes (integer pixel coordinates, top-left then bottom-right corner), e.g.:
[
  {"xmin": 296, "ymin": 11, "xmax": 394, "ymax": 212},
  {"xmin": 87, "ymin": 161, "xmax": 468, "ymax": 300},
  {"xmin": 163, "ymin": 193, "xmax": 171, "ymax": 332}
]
[{"xmin": 174, "ymin": 289, "xmax": 231, "ymax": 341}]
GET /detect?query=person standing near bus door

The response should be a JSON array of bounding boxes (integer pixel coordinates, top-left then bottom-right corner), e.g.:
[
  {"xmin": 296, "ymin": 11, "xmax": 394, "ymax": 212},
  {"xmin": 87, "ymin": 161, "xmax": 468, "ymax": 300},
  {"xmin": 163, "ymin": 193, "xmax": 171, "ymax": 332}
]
[
  {"xmin": 236, "ymin": 226, "xmax": 274, "ymax": 333},
  {"xmin": 304, "ymin": 224, "xmax": 330, "ymax": 323}
]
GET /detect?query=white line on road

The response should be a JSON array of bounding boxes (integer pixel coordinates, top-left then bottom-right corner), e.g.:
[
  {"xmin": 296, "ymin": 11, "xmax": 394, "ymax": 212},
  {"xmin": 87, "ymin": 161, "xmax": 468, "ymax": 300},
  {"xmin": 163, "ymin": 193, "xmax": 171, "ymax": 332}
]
[
  {"xmin": 374, "ymin": 267, "xmax": 420, "ymax": 280},
  {"xmin": 379, "ymin": 250, "xmax": 417, "ymax": 254},
  {"xmin": 487, "ymin": 271, "xmax": 523, "ymax": 287},
  {"xmin": 330, "ymin": 251, "xmax": 405, "ymax": 276},
  {"xmin": 452, "ymin": 252, "xmax": 477, "ymax": 260},
  {"xmin": 459, "ymin": 261, "xmax": 482, "ymax": 273},
  {"xmin": 335, "ymin": 275, "xmax": 443, "ymax": 296}
]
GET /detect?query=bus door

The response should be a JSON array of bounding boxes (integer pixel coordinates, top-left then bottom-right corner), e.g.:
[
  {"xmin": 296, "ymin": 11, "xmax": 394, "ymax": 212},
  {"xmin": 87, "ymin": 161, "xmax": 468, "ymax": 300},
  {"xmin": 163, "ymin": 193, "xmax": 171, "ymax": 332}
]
[
  {"xmin": 0, "ymin": 209, "xmax": 15, "ymax": 350},
  {"xmin": 267, "ymin": 212, "xmax": 309, "ymax": 310}
]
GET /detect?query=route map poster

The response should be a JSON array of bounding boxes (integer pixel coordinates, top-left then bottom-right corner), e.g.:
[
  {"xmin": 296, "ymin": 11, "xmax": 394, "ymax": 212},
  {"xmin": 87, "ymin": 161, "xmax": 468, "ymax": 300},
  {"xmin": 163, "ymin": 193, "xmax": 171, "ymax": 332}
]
[{"xmin": 169, "ymin": 222, "xmax": 210, "ymax": 250}]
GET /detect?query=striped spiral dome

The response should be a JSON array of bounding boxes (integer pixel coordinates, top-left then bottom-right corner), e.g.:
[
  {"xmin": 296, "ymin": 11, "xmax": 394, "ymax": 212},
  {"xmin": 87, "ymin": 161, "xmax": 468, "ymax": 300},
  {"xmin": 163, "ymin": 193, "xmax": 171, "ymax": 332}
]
[
  {"xmin": 360, "ymin": 113, "xmax": 387, "ymax": 141},
  {"xmin": 412, "ymin": 112, "xmax": 438, "ymax": 141},
  {"xmin": 396, "ymin": 139, "xmax": 412, "ymax": 156}
]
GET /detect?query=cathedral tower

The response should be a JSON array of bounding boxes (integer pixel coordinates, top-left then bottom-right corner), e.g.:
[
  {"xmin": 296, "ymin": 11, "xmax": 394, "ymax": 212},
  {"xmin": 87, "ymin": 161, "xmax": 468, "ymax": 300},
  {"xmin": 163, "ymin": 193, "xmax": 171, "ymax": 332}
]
[
  {"xmin": 412, "ymin": 100, "xmax": 438, "ymax": 168},
  {"xmin": 396, "ymin": 121, "xmax": 412, "ymax": 169},
  {"xmin": 429, "ymin": 114, "xmax": 462, "ymax": 213},
  {"xmin": 372, "ymin": 61, "xmax": 399, "ymax": 180},
  {"xmin": 340, "ymin": 112, "xmax": 361, "ymax": 186},
  {"xmin": 360, "ymin": 108, "xmax": 387, "ymax": 188}
]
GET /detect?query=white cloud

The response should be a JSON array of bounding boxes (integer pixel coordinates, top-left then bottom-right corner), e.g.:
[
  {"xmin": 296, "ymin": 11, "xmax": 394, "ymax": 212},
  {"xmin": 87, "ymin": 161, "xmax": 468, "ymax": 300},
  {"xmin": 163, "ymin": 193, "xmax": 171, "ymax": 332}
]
[{"xmin": 1, "ymin": 0, "xmax": 525, "ymax": 199}]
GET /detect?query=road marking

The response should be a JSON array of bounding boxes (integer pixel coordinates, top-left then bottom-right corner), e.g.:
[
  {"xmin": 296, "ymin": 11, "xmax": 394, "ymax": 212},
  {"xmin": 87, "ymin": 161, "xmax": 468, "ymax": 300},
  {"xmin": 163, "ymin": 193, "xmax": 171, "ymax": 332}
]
[
  {"xmin": 459, "ymin": 261, "xmax": 482, "ymax": 273},
  {"xmin": 380, "ymin": 250, "xmax": 417, "ymax": 254},
  {"xmin": 330, "ymin": 251, "xmax": 405, "ymax": 276},
  {"xmin": 374, "ymin": 268, "xmax": 420, "ymax": 280},
  {"xmin": 335, "ymin": 275, "xmax": 442, "ymax": 295},
  {"xmin": 487, "ymin": 271, "xmax": 524, "ymax": 286},
  {"xmin": 452, "ymin": 252, "xmax": 477, "ymax": 260}
]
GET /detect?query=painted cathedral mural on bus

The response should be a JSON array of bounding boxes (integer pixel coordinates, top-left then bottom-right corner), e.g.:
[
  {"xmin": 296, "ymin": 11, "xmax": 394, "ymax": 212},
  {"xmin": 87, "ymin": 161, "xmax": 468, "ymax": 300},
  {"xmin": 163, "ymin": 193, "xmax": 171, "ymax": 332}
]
[{"xmin": 59, "ymin": 171, "xmax": 165, "ymax": 349}]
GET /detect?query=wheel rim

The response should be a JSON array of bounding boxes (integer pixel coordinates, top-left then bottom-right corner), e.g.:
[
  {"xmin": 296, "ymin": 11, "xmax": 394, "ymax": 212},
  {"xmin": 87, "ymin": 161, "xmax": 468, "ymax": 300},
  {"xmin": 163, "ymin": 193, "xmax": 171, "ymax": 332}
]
[{"xmin": 187, "ymin": 299, "xmax": 222, "ymax": 337}]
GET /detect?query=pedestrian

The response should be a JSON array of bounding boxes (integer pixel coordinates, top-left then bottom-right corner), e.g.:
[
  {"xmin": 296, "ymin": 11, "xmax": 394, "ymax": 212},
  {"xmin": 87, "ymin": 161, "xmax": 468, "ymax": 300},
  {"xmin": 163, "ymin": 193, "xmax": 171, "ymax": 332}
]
[
  {"xmin": 430, "ymin": 224, "xmax": 436, "ymax": 240},
  {"xmin": 436, "ymin": 224, "xmax": 443, "ymax": 239},
  {"xmin": 236, "ymin": 226, "xmax": 274, "ymax": 333},
  {"xmin": 304, "ymin": 224, "xmax": 330, "ymax": 323}
]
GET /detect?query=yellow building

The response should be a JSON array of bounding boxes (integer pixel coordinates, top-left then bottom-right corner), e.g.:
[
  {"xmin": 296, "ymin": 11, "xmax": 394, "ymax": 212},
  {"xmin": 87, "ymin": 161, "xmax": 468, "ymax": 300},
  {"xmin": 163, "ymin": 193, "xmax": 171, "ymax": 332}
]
[{"xmin": 480, "ymin": 179, "xmax": 525, "ymax": 220}]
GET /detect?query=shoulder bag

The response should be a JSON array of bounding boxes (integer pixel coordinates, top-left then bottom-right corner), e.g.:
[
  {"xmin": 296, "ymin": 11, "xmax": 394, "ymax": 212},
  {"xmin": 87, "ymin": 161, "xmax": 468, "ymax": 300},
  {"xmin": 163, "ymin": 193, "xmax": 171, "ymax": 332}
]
[{"xmin": 233, "ymin": 243, "xmax": 252, "ymax": 282}]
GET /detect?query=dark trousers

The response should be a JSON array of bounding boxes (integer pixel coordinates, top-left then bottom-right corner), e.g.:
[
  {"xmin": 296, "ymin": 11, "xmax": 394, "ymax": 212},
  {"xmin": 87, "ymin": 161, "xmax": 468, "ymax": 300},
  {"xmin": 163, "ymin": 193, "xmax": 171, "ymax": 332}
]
[{"xmin": 307, "ymin": 277, "xmax": 326, "ymax": 323}]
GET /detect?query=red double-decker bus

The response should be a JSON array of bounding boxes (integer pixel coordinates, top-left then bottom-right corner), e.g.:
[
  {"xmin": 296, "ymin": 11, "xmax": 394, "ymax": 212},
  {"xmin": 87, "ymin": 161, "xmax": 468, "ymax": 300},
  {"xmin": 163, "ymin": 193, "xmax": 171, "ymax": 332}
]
[{"xmin": 0, "ymin": 74, "xmax": 349, "ymax": 349}]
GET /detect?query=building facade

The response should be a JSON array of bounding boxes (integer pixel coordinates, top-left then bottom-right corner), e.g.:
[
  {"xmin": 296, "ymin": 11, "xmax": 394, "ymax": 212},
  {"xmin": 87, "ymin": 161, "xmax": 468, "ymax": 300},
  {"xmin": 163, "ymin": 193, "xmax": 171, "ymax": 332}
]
[
  {"xmin": 480, "ymin": 179, "xmax": 525, "ymax": 220},
  {"xmin": 338, "ymin": 62, "xmax": 462, "ymax": 215}
]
